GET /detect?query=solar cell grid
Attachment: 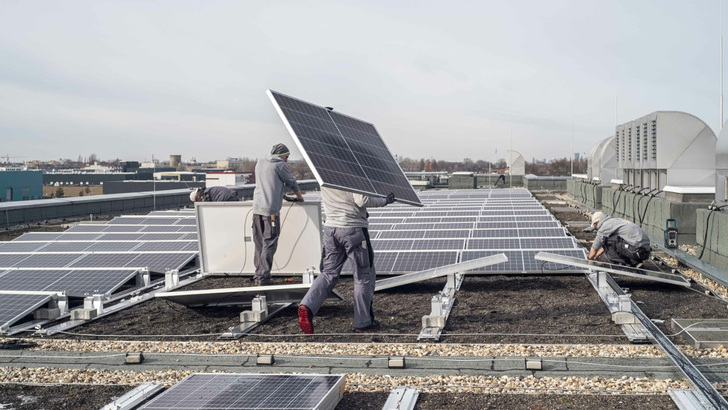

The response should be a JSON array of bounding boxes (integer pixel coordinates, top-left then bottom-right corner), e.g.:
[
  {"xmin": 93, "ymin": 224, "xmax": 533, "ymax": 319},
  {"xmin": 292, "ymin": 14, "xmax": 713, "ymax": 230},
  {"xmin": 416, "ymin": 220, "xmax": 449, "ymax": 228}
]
[
  {"xmin": 471, "ymin": 229, "xmax": 520, "ymax": 238},
  {"xmin": 13, "ymin": 253, "xmax": 84, "ymax": 268},
  {"xmin": 140, "ymin": 374, "xmax": 343, "ymax": 410},
  {"xmin": 423, "ymin": 229, "xmax": 470, "ymax": 238},
  {"xmin": 393, "ymin": 223, "xmax": 436, "ymax": 230},
  {"xmin": 0, "ymin": 293, "xmax": 51, "ymax": 330},
  {"xmin": 368, "ymin": 224, "xmax": 393, "ymax": 231},
  {"xmin": 39, "ymin": 242, "xmax": 94, "ymax": 252},
  {"xmin": 366, "ymin": 217, "xmax": 404, "ymax": 224},
  {"xmin": 173, "ymin": 219, "xmax": 197, "ymax": 226},
  {"xmin": 138, "ymin": 225, "xmax": 185, "ymax": 233},
  {"xmin": 140, "ymin": 218, "xmax": 180, "ymax": 225},
  {"xmin": 370, "ymin": 239, "xmax": 414, "ymax": 251},
  {"xmin": 517, "ymin": 228, "xmax": 567, "ymax": 237},
  {"xmin": 269, "ymin": 90, "xmax": 421, "ymax": 206},
  {"xmin": 133, "ymin": 242, "xmax": 191, "ymax": 252},
  {"xmin": 390, "ymin": 251, "xmax": 458, "ymax": 273},
  {"xmin": 101, "ymin": 226, "xmax": 146, "ymax": 233},
  {"xmin": 462, "ymin": 250, "xmax": 523, "ymax": 271},
  {"xmin": 377, "ymin": 230, "xmax": 425, "ymax": 239},
  {"xmin": 85, "ymin": 242, "xmax": 140, "ymax": 252},
  {"xmin": 467, "ymin": 238, "xmax": 521, "ymax": 250},
  {"xmin": 65, "ymin": 225, "xmax": 109, "ymax": 233},
  {"xmin": 0, "ymin": 243, "xmax": 49, "ymax": 252},
  {"xmin": 0, "ymin": 254, "xmax": 31, "ymax": 267},
  {"xmin": 476, "ymin": 222, "xmax": 518, "ymax": 229},
  {"xmin": 129, "ymin": 253, "xmax": 196, "ymax": 272},
  {"xmin": 520, "ymin": 238, "xmax": 578, "ymax": 249},
  {"xmin": 96, "ymin": 233, "xmax": 146, "ymax": 241},
  {"xmin": 13, "ymin": 233, "xmax": 62, "ymax": 241},
  {"xmin": 410, "ymin": 239, "xmax": 465, "ymax": 250},
  {"xmin": 108, "ymin": 217, "xmax": 147, "ymax": 225},
  {"xmin": 69, "ymin": 253, "xmax": 138, "ymax": 268}
]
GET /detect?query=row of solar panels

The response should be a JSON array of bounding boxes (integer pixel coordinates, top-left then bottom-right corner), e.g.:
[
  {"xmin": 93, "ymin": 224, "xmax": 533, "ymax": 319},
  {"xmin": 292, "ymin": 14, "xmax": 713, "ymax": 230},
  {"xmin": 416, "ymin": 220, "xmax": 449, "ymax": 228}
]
[
  {"xmin": 344, "ymin": 249, "xmax": 586, "ymax": 274},
  {"xmin": 0, "ymin": 209, "xmax": 202, "ymax": 332},
  {"xmin": 0, "ymin": 241, "xmax": 197, "ymax": 253},
  {"xmin": 306, "ymin": 188, "xmax": 586, "ymax": 273},
  {"xmin": 0, "ymin": 252, "xmax": 196, "ymax": 272},
  {"xmin": 13, "ymin": 232, "xmax": 197, "ymax": 241}
]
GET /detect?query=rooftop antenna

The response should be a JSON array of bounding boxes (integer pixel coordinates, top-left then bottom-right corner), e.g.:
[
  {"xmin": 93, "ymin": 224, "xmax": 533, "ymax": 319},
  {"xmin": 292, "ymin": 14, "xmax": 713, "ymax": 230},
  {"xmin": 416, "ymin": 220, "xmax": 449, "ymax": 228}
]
[
  {"xmin": 509, "ymin": 128, "xmax": 513, "ymax": 187},
  {"xmin": 570, "ymin": 98, "xmax": 574, "ymax": 176}
]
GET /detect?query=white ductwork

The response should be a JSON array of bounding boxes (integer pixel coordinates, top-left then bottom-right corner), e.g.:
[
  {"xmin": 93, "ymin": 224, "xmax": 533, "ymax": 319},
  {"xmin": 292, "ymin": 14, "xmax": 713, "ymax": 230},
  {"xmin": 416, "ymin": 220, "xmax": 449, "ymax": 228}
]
[
  {"xmin": 716, "ymin": 121, "xmax": 728, "ymax": 204},
  {"xmin": 615, "ymin": 111, "xmax": 716, "ymax": 191}
]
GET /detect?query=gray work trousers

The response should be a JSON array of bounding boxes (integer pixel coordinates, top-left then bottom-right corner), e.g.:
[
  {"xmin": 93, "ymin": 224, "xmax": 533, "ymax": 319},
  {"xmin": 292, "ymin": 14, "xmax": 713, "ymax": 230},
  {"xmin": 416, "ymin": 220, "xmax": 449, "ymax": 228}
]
[
  {"xmin": 300, "ymin": 226, "xmax": 376, "ymax": 329},
  {"xmin": 252, "ymin": 214, "xmax": 280, "ymax": 281}
]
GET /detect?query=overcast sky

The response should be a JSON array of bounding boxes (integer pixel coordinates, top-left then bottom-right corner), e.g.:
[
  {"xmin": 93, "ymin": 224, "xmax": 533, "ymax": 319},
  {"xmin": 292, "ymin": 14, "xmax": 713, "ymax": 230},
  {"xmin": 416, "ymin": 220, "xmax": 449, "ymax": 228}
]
[{"xmin": 0, "ymin": 1, "xmax": 724, "ymax": 163}]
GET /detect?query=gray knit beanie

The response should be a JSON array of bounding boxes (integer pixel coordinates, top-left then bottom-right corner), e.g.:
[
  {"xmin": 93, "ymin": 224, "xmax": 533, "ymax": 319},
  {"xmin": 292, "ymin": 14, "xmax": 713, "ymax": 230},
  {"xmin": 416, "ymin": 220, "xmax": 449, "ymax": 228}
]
[{"xmin": 271, "ymin": 143, "xmax": 290, "ymax": 156}]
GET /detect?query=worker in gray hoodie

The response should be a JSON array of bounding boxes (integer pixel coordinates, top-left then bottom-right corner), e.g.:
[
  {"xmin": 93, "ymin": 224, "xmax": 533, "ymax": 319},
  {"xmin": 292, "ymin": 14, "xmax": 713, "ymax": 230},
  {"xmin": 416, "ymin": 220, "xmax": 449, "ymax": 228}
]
[
  {"xmin": 298, "ymin": 187, "xmax": 395, "ymax": 334},
  {"xmin": 252, "ymin": 143, "xmax": 303, "ymax": 286},
  {"xmin": 588, "ymin": 211, "xmax": 652, "ymax": 268}
]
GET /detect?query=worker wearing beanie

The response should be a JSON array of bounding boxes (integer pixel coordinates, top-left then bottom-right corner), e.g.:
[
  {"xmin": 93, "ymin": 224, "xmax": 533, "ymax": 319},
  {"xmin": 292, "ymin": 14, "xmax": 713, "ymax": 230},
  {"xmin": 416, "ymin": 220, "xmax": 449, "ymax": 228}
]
[
  {"xmin": 588, "ymin": 211, "xmax": 652, "ymax": 268},
  {"xmin": 251, "ymin": 143, "xmax": 304, "ymax": 286}
]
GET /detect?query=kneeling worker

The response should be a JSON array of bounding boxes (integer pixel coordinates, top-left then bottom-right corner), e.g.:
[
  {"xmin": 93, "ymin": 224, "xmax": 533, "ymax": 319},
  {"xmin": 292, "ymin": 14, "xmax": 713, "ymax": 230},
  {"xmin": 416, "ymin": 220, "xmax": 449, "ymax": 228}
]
[
  {"xmin": 588, "ymin": 211, "xmax": 652, "ymax": 268},
  {"xmin": 298, "ymin": 187, "xmax": 395, "ymax": 334},
  {"xmin": 190, "ymin": 186, "xmax": 239, "ymax": 202}
]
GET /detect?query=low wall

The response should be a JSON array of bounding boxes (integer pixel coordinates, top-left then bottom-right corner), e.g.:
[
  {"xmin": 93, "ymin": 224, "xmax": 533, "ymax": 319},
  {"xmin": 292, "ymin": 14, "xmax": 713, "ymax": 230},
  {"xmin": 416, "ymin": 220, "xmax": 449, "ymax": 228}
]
[
  {"xmin": 449, "ymin": 176, "xmax": 476, "ymax": 189},
  {"xmin": 475, "ymin": 175, "xmax": 523, "ymax": 188},
  {"xmin": 598, "ymin": 188, "xmax": 706, "ymax": 246},
  {"xmin": 567, "ymin": 180, "xmax": 605, "ymax": 210},
  {"xmin": 523, "ymin": 176, "xmax": 569, "ymax": 191},
  {"xmin": 1, "ymin": 180, "xmax": 320, "ymax": 227},
  {"xmin": 696, "ymin": 209, "xmax": 728, "ymax": 271}
]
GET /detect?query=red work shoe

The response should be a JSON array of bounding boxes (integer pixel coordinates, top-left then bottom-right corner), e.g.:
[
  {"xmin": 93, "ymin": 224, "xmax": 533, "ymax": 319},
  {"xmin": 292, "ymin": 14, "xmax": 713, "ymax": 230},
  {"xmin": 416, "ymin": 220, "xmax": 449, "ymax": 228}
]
[
  {"xmin": 354, "ymin": 320, "xmax": 380, "ymax": 333},
  {"xmin": 298, "ymin": 305, "xmax": 314, "ymax": 334}
]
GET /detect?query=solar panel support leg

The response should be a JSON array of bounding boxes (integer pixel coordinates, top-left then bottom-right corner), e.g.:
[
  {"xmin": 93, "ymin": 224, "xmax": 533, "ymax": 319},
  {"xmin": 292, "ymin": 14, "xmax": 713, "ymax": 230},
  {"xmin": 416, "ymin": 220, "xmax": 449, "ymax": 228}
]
[
  {"xmin": 164, "ymin": 269, "xmax": 179, "ymax": 290},
  {"xmin": 241, "ymin": 295, "xmax": 269, "ymax": 324},
  {"xmin": 419, "ymin": 273, "xmax": 464, "ymax": 341},
  {"xmin": 136, "ymin": 268, "xmax": 151, "ymax": 288},
  {"xmin": 303, "ymin": 268, "xmax": 315, "ymax": 284},
  {"xmin": 83, "ymin": 294, "xmax": 105, "ymax": 315}
]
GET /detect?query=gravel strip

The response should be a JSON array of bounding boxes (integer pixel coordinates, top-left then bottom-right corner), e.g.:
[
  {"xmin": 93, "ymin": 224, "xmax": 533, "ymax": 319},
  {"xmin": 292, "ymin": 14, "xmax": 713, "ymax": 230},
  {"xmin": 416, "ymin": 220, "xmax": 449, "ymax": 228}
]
[
  {"xmin": 8, "ymin": 338, "xmax": 665, "ymax": 358},
  {"xmin": 0, "ymin": 367, "xmax": 690, "ymax": 394}
]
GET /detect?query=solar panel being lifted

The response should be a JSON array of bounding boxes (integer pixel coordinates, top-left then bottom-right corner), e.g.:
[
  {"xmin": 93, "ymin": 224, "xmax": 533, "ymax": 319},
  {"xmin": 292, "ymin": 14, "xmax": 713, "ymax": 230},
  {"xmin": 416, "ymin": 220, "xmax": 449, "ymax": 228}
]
[{"xmin": 268, "ymin": 90, "xmax": 422, "ymax": 207}]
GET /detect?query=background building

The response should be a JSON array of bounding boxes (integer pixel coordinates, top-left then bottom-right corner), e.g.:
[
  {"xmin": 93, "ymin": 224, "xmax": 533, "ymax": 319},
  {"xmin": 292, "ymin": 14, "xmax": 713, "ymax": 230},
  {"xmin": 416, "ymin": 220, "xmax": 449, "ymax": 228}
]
[{"xmin": 0, "ymin": 170, "xmax": 43, "ymax": 201}]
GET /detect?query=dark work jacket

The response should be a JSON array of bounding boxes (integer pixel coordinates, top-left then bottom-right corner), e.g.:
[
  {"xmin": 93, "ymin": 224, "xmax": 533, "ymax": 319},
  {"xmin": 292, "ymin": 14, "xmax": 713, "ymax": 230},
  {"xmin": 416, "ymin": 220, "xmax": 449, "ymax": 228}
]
[{"xmin": 202, "ymin": 186, "xmax": 239, "ymax": 202}]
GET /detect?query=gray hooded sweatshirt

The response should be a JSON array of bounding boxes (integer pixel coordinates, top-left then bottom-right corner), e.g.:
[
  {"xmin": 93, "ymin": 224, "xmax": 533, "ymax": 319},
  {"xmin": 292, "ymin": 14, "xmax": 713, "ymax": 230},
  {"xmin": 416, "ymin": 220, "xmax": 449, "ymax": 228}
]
[
  {"xmin": 252, "ymin": 155, "xmax": 300, "ymax": 216},
  {"xmin": 592, "ymin": 215, "xmax": 651, "ymax": 251}
]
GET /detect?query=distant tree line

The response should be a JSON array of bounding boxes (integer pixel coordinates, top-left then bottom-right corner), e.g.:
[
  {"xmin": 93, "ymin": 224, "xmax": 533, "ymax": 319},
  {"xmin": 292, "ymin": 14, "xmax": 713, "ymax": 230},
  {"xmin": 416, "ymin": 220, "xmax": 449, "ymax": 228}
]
[{"xmin": 397, "ymin": 156, "xmax": 588, "ymax": 176}]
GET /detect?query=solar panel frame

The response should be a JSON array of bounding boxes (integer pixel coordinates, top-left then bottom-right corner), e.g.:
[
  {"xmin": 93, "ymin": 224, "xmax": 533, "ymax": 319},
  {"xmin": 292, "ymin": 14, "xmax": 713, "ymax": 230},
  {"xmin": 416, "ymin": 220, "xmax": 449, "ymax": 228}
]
[
  {"xmin": 139, "ymin": 373, "xmax": 345, "ymax": 410},
  {"xmin": 268, "ymin": 89, "xmax": 422, "ymax": 207},
  {"xmin": 0, "ymin": 293, "xmax": 53, "ymax": 332}
]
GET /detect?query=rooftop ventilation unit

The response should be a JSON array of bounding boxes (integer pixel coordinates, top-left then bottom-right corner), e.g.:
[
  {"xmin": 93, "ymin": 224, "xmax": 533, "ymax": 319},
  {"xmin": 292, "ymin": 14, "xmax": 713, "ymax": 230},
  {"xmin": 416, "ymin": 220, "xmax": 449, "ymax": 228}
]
[
  {"xmin": 506, "ymin": 150, "xmax": 525, "ymax": 176},
  {"xmin": 716, "ymin": 121, "xmax": 728, "ymax": 204},
  {"xmin": 587, "ymin": 136, "xmax": 619, "ymax": 184},
  {"xmin": 615, "ymin": 111, "xmax": 716, "ymax": 191}
]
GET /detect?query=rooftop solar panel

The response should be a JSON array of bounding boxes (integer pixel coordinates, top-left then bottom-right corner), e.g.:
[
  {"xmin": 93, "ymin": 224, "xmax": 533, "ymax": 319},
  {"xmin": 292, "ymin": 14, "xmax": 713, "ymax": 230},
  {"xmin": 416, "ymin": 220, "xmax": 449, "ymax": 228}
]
[
  {"xmin": 0, "ymin": 242, "xmax": 49, "ymax": 253},
  {"xmin": 0, "ymin": 293, "xmax": 52, "ymax": 332},
  {"xmin": 139, "ymin": 373, "xmax": 345, "ymax": 410},
  {"xmin": 268, "ymin": 90, "xmax": 422, "ymax": 206},
  {"xmin": 0, "ymin": 269, "xmax": 138, "ymax": 297}
]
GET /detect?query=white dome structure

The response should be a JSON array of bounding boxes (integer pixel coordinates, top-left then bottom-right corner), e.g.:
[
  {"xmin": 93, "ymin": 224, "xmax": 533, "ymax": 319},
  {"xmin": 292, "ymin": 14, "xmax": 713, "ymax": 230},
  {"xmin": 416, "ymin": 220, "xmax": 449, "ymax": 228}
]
[
  {"xmin": 506, "ymin": 150, "xmax": 525, "ymax": 176},
  {"xmin": 588, "ymin": 136, "xmax": 619, "ymax": 184}
]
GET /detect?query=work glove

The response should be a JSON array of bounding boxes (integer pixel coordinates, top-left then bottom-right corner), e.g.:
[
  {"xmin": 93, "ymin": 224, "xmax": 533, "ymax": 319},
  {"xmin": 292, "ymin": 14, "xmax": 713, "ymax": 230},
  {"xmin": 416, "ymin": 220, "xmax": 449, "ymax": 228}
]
[
  {"xmin": 283, "ymin": 195, "xmax": 299, "ymax": 202},
  {"xmin": 385, "ymin": 193, "xmax": 396, "ymax": 204}
]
